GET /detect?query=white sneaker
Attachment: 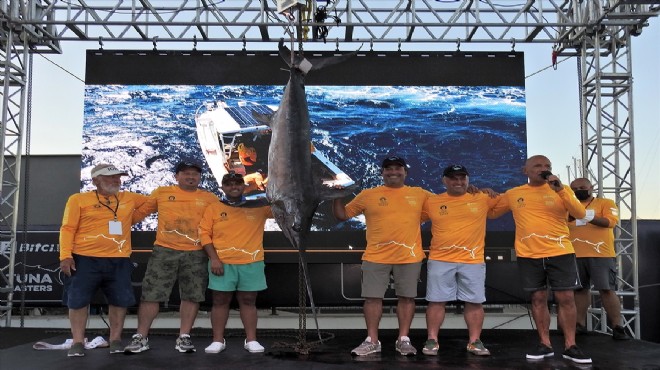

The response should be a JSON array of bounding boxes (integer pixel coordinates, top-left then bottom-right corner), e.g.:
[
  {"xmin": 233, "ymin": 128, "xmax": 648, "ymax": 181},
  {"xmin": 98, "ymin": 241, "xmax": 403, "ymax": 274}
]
[
  {"xmin": 244, "ymin": 339, "xmax": 265, "ymax": 353},
  {"xmin": 205, "ymin": 340, "xmax": 226, "ymax": 354}
]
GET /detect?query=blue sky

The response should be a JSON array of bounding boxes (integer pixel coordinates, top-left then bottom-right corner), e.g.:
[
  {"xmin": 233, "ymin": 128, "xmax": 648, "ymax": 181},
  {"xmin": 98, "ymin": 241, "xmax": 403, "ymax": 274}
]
[{"xmin": 28, "ymin": 21, "xmax": 659, "ymax": 219}]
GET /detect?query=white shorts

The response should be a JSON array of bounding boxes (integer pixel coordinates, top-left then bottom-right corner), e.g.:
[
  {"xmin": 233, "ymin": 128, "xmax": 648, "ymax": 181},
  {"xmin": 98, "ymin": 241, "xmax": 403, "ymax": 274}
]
[{"xmin": 425, "ymin": 260, "xmax": 486, "ymax": 304}]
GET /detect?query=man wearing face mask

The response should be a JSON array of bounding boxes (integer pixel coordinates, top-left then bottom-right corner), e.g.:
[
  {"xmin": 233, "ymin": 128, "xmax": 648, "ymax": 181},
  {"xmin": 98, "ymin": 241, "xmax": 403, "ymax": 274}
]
[{"xmin": 568, "ymin": 178, "xmax": 631, "ymax": 340}]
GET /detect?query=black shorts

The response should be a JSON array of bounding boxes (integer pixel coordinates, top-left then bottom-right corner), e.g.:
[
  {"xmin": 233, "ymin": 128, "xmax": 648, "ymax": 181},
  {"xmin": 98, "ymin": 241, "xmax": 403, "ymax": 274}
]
[
  {"xmin": 576, "ymin": 257, "xmax": 617, "ymax": 291},
  {"xmin": 517, "ymin": 254, "xmax": 581, "ymax": 292}
]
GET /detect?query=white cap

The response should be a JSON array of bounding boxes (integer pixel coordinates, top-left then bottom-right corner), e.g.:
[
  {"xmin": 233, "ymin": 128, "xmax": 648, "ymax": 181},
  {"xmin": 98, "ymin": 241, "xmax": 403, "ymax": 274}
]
[{"xmin": 90, "ymin": 164, "xmax": 128, "ymax": 178}]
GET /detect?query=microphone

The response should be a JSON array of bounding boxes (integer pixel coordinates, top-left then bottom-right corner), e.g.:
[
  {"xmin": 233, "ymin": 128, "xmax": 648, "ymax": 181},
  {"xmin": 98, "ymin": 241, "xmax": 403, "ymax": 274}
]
[{"xmin": 540, "ymin": 171, "xmax": 560, "ymax": 187}]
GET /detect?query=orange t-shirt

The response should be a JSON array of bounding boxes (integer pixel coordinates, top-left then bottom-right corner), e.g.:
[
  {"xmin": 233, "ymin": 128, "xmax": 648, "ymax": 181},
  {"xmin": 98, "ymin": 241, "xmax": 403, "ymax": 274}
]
[
  {"xmin": 424, "ymin": 192, "xmax": 500, "ymax": 263},
  {"xmin": 489, "ymin": 184, "xmax": 586, "ymax": 258},
  {"xmin": 199, "ymin": 202, "xmax": 272, "ymax": 264},
  {"xmin": 345, "ymin": 185, "xmax": 431, "ymax": 264},
  {"xmin": 568, "ymin": 197, "xmax": 618, "ymax": 258},
  {"xmin": 133, "ymin": 186, "xmax": 219, "ymax": 251},
  {"xmin": 59, "ymin": 191, "xmax": 148, "ymax": 260}
]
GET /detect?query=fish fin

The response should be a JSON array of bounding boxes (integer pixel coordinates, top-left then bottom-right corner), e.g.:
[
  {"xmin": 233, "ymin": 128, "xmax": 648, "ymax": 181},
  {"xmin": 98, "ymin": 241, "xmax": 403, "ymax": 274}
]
[{"xmin": 278, "ymin": 38, "xmax": 360, "ymax": 73}]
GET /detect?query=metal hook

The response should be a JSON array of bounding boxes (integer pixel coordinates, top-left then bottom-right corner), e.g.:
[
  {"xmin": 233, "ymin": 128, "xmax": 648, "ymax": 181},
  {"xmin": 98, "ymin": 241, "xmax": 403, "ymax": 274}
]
[
  {"xmin": 242, "ymin": 36, "xmax": 246, "ymax": 51},
  {"xmin": 370, "ymin": 38, "xmax": 374, "ymax": 52},
  {"xmin": 152, "ymin": 36, "xmax": 158, "ymax": 51},
  {"xmin": 511, "ymin": 38, "xmax": 516, "ymax": 52},
  {"xmin": 193, "ymin": 35, "xmax": 197, "ymax": 51},
  {"xmin": 98, "ymin": 36, "xmax": 103, "ymax": 50},
  {"xmin": 335, "ymin": 38, "xmax": 339, "ymax": 52},
  {"xmin": 456, "ymin": 38, "xmax": 461, "ymax": 52},
  {"xmin": 398, "ymin": 38, "xmax": 401, "ymax": 52}
]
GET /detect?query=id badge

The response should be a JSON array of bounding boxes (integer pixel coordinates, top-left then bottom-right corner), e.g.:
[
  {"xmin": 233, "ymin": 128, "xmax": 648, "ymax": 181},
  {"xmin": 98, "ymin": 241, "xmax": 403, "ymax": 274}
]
[{"xmin": 109, "ymin": 220, "xmax": 123, "ymax": 235}]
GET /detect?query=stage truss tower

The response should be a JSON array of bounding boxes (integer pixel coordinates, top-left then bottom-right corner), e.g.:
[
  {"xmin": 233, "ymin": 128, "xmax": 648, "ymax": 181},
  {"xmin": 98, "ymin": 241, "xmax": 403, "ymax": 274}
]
[{"xmin": 1, "ymin": 0, "xmax": 657, "ymax": 337}]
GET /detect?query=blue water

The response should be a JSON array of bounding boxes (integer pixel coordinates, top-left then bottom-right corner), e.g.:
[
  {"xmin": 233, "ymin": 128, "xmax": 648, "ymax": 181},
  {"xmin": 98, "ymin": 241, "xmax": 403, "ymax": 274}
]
[{"xmin": 83, "ymin": 84, "xmax": 526, "ymax": 231}]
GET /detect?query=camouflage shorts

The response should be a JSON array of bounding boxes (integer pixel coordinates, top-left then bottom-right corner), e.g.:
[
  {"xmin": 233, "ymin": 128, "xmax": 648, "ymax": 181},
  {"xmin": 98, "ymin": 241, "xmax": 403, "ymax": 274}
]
[{"xmin": 140, "ymin": 245, "xmax": 209, "ymax": 303}]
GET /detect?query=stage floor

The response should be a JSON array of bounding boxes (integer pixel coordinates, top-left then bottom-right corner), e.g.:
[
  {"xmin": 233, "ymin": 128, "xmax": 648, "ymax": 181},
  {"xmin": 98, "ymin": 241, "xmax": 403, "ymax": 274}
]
[{"xmin": 1, "ymin": 327, "xmax": 659, "ymax": 370}]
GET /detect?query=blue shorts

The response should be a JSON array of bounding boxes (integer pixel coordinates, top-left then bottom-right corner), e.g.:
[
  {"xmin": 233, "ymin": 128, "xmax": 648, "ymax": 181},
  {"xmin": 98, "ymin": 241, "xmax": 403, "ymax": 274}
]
[
  {"xmin": 208, "ymin": 261, "xmax": 267, "ymax": 292},
  {"xmin": 426, "ymin": 260, "xmax": 486, "ymax": 304},
  {"xmin": 62, "ymin": 254, "xmax": 136, "ymax": 309}
]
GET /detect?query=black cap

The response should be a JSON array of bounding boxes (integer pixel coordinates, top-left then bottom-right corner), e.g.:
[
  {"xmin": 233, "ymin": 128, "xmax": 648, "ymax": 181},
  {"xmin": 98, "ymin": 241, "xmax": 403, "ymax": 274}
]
[
  {"xmin": 175, "ymin": 160, "xmax": 203, "ymax": 174},
  {"xmin": 221, "ymin": 171, "xmax": 244, "ymax": 185},
  {"xmin": 382, "ymin": 156, "xmax": 407, "ymax": 168},
  {"xmin": 443, "ymin": 164, "xmax": 469, "ymax": 177}
]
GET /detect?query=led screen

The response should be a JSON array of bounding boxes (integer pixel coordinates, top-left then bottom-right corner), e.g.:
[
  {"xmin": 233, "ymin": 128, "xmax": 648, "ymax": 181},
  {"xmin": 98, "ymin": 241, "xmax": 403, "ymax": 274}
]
[{"xmin": 83, "ymin": 50, "xmax": 526, "ymax": 248}]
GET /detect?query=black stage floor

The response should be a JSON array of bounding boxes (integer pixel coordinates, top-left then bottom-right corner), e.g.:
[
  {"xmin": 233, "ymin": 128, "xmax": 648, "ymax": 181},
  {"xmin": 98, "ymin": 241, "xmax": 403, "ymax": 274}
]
[{"xmin": 1, "ymin": 327, "xmax": 659, "ymax": 370}]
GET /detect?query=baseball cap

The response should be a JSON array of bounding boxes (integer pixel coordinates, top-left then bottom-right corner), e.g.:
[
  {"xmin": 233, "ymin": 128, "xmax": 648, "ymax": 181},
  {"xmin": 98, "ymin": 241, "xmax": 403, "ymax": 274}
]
[
  {"xmin": 175, "ymin": 160, "xmax": 203, "ymax": 173},
  {"xmin": 91, "ymin": 164, "xmax": 128, "ymax": 178},
  {"xmin": 221, "ymin": 171, "xmax": 244, "ymax": 185},
  {"xmin": 442, "ymin": 164, "xmax": 469, "ymax": 177},
  {"xmin": 381, "ymin": 156, "xmax": 407, "ymax": 168}
]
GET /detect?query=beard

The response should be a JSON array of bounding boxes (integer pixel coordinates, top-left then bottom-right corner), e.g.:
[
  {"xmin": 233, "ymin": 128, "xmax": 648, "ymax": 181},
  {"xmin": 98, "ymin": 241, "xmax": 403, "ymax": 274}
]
[{"xmin": 98, "ymin": 183, "xmax": 120, "ymax": 195}]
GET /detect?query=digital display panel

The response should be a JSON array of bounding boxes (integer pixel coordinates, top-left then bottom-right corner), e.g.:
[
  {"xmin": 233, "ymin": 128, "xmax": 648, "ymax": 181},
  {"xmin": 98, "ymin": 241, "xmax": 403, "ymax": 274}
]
[{"xmin": 83, "ymin": 50, "xmax": 526, "ymax": 248}]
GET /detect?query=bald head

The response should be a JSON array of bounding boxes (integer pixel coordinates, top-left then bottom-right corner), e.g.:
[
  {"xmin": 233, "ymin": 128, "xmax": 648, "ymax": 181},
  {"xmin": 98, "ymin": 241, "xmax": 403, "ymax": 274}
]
[{"xmin": 523, "ymin": 155, "xmax": 552, "ymax": 185}]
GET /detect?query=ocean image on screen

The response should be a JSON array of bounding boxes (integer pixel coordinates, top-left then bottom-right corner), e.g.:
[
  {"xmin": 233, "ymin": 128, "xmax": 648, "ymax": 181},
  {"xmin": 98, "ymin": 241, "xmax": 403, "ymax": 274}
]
[{"xmin": 83, "ymin": 84, "xmax": 526, "ymax": 231}]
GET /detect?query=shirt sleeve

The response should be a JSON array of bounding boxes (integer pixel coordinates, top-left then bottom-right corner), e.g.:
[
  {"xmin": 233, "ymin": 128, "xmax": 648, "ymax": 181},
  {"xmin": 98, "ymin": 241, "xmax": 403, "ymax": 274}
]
[
  {"xmin": 59, "ymin": 195, "xmax": 81, "ymax": 261},
  {"xmin": 132, "ymin": 190, "xmax": 158, "ymax": 224},
  {"xmin": 198, "ymin": 204, "xmax": 215, "ymax": 246},
  {"xmin": 559, "ymin": 185, "xmax": 586, "ymax": 219},
  {"xmin": 601, "ymin": 198, "xmax": 619, "ymax": 227},
  {"xmin": 488, "ymin": 193, "xmax": 511, "ymax": 219},
  {"xmin": 344, "ymin": 191, "xmax": 366, "ymax": 219}
]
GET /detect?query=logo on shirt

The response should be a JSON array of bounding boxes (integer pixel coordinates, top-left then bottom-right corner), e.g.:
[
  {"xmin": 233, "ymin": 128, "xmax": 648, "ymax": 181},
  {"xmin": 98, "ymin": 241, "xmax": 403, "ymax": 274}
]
[
  {"xmin": 516, "ymin": 197, "xmax": 526, "ymax": 208},
  {"xmin": 379, "ymin": 197, "xmax": 388, "ymax": 206},
  {"xmin": 543, "ymin": 195, "xmax": 555, "ymax": 207},
  {"xmin": 220, "ymin": 212, "xmax": 228, "ymax": 221},
  {"xmin": 467, "ymin": 202, "xmax": 479, "ymax": 213},
  {"xmin": 168, "ymin": 196, "xmax": 176, "ymax": 201},
  {"xmin": 404, "ymin": 196, "xmax": 418, "ymax": 206},
  {"xmin": 438, "ymin": 205, "xmax": 448, "ymax": 215}
]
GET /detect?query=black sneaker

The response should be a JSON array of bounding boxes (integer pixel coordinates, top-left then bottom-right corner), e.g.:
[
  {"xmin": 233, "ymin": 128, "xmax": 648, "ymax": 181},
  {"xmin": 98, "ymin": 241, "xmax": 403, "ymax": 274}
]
[
  {"xmin": 612, "ymin": 325, "xmax": 632, "ymax": 340},
  {"xmin": 562, "ymin": 345, "xmax": 592, "ymax": 364},
  {"xmin": 526, "ymin": 343, "xmax": 554, "ymax": 360}
]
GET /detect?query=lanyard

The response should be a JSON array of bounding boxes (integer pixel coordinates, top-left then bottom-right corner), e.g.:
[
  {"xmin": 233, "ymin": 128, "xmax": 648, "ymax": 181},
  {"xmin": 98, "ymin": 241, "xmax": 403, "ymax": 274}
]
[{"xmin": 95, "ymin": 191, "xmax": 120, "ymax": 220}]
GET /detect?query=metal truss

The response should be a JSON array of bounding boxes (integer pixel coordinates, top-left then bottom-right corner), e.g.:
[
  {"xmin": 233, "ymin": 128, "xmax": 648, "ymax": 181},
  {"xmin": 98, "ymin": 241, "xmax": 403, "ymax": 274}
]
[
  {"xmin": 1, "ymin": 0, "xmax": 658, "ymax": 331},
  {"xmin": 579, "ymin": 26, "xmax": 640, "ymax": 338}
]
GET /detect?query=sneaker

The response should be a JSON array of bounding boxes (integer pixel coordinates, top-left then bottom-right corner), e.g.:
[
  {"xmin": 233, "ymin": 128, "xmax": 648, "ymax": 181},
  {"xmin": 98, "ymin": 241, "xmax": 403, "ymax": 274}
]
[
  {"xmin": 175, "ymin": 334, "xmax": 196, "ymax": 353},
  {"xmin": 612, "ymin": 325, "xmax": 632, "ymax": 340},
  {"xmin": 562, "ymin": 345, "xmax": 592, "ymax": 364},
  {"xmin": 244, "ymin": 339, "xmax": 265, "ymax": 353},
  {"xmin": 67, "ymin": 342, "xmax": 85, "ymax": 357},
  {"xmin": 124, "ymin": 334, "xmax": 149, "ymax": 354},
  {"xmin": 576, "ymin": 323, "xmax": 588, "ymax": 335},
  {"xmin": 108, "ymin": 340, "xmax": 123, "ymax": 354},
  {"xmin": 351, "ymin": 337, "xmax": 381, "ymax": 356},
  {"xmin": 395, "ymin": 336, "xmax": 417, "ymax": 356},
  {"xmin": 526, "ymin": 343, "xmax": 554, "ymax": 360},
  {"xmin": 205, "ymin": 340, "xmax": 226, "ymax": 353},
  {"xmin": 422, "ymin": 339, "xmax": 439, "ymax": 356},
  {"xmin": 467, "ymin": 339, "xmax": 491, "ymax": 356}
]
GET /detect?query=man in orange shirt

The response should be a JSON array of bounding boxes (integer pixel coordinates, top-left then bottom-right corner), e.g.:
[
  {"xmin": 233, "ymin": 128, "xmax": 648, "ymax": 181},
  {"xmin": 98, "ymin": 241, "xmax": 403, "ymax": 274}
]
[
  {"xmin": 124, "ymin": 161, "xmax": 219, "ymax": 354},
  {"xmin": 59, "ymin": 163, "xmax": 148, "ymax": 357},
  {"xmin": 422, "ymin": 165, "xmax": 499, "ymax": 357},
  {"xmin": 568, "ymin": 177, "xmax": 631, "ymax": 340},
  {"xmin": 199, "ymin": 172, "xmax": 272, "ymax": 354},
  {"xmin": 333, "ymin": 156, "xmax": 432, "ymax": 356},
  {"xmin": 490, "ymin": 155, "xmax": 592, "ymax": 364}
]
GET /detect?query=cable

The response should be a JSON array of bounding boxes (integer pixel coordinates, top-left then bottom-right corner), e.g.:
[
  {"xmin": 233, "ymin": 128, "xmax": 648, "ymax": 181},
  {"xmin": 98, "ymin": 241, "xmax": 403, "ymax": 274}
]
[
  {"xmin": 37, "ymin": 54, "xmax": 85, "ymax": 84},
  {"xmin": 525, "ymin": 56, "xmax": 571, "ymax": 79}
]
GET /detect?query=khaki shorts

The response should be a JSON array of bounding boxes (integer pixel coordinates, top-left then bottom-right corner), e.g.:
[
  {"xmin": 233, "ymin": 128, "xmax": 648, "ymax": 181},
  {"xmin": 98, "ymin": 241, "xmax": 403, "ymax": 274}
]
[
  {"xmin": 361, "ymin": 260, "xmax": 422, "ymax": 298},
  {"xmin": 140, "ymin": 245, "xmax": 209, "ymax": 303}
]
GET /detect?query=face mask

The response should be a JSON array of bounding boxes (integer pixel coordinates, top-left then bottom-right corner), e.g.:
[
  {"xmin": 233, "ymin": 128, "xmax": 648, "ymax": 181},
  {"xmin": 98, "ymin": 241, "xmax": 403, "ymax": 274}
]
[{"xmin": 574, "ymin": 189, "xmax": 591, "ymax": 201}]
